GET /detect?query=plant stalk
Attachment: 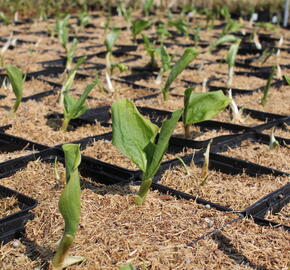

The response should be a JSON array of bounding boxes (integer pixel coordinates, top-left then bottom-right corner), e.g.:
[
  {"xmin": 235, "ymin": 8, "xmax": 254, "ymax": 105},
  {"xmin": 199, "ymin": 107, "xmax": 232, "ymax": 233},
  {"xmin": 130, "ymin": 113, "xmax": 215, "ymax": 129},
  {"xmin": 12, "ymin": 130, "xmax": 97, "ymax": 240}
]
[
  {"xmin": 184, "ymin": 123, "xmax": 191, "ymax": 138},
  {"xmin": 61, "ymin": 118, "xmax": 70, "ymax": 132},
  {"xmin": 134, "ymin": 178, "xmax": 152, "ymax": 205}
]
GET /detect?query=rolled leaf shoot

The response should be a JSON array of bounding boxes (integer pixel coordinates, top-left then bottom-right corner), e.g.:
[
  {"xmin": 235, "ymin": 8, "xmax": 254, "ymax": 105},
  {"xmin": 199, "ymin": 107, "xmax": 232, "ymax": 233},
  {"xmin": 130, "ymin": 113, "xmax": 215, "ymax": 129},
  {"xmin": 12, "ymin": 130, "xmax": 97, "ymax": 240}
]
[
  {"xmin": 52, "ymin": 144, "xmax": 84, "ymax": 269},
  {"xmin": 6, "ymin": 64, "xmax": 25, "ymax": 113},
  {"xmin": 131, "ymin": 19, "xmax": 151, "ymax": 41},
  {"xmin": 200, "ymin": 139, "xmax": 212, "ymax": 186},
  {"xmin": 226, "ymin": 39, "xmax": 241, "ymax": 87},
  {"xmin": 227, "ymin": 89, "xmax": 244, "ymax": 123},
  {"xmin": 261, "ymin": 66, "xmax": 276, "ymax": 106},
  {"xmin": 269, "ymin": 127, "xmax": 280, "ymax": 150}
]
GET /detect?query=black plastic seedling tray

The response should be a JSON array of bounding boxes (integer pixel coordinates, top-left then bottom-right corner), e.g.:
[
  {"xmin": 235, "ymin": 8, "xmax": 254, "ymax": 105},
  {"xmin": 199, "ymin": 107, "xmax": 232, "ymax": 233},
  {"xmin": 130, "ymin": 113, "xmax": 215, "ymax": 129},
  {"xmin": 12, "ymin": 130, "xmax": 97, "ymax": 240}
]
[
  {"xmin": 151, "ymin": 147, "xmax": 289, "ymax": 213},
  {"xmin": 0, "ymin": 147, "xmax": 134, "ymax": 185},
  {"xmin": 0, "ymin": 185, "xmax": 37, "ymax": 244}
]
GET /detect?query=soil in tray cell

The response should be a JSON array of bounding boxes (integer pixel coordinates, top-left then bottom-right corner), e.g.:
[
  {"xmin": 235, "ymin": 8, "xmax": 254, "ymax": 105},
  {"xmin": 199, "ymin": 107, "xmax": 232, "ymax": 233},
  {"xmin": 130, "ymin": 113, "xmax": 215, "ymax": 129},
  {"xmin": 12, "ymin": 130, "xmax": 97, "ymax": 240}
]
[
  {"xmin": 0, "ymin": 160, "xmax": 238, "ymax": 270},
  {"xmin": 158, "ymin": 162, "xmax": 289, "ymax": 211},
  {"xmin": 3, "ymin": 99, "xmax": 111, "ymax": 146},
  {"xmin": 0, "ymin": 196, "xmax": 21, "ymax": 219},
  {"xmin": 0, "ymin": 149, "xmax": 35, "ymax": 163},
  {"xmin": 264, "ymin": 203, "xmax": 290, "ymax": 226},
  {"xmin": 208, "ymin": 217, "xmax": 290, "ymax": 270},
  {"xmin": 81, "ymin": 139, "xmax": 195, "ymax": 170},
  {"xmin": 223, "ymin": 140, "xmax": 290, "ymax": 173},
  {"xmin": 234, "ymin": 86, "xmax": 290, "ymax": 116}
]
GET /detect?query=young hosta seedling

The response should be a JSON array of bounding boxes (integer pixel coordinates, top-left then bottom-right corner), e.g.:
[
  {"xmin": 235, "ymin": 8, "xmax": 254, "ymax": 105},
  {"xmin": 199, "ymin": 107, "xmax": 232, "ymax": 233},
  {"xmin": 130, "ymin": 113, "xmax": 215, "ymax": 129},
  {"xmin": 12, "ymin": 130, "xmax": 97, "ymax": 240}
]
[
  {"xmin": 208, "ymin": 34, "xmax": 237, "ymax": 52},
  {"xmin": 56, "ymin": 15, "xmax": 70, "ymax": 53},
  {"xmin": 112, "ymin": 99, "xmax": 182, "ymax": 205},
  {"xmin": 222, "ymin": 19, "xmax": 243, "ymax": 35},
  {"xmin": 227, "ymin": 89, "xmax": 244, "ymax": 123},
  {"xmin": 131, "ymin": 19, "xmax": 151, "ymax": 41},
  {"xmin": 269, "ymin": 127, "xmax": 280, "ymax": 150},
  {"xmin": 144, "ymin": 0, "xmax": 154, "ymax": 17},
  {"xmin": 162, "ymin": 48, "xmax": 199, "ymax": 101},
  {"xmin": 105, "ymin": 28, "xmax": 120, "ymax": 71},
  {"xmin": 183, "ymin": 88, "xmax": 231, "ymax": 138},
  {"xmin": 156, "ymin": 23, "xmax": 171, "ymax": 45},
  {"xmin": 61, "ymin": 80, "xmax": 97, "ymax": 131},
  {"xmin": 284, "ymin": 74, "xmax": 290, "ymax": 85},
  {"xmin": 200, "ymin": 139, "xmax": 212, "ymax": 186},
  {"xmin": 155, "ymin": 46, "xmax": 171, "ymax": 85},
  {"xmin": 59, "ymin": 56, "xmax": 87, "ymax": 106},
  {"xmin": 226, "ymin": 39, "xmax": 241, "ymax": 87},
  {"xmin": 6, "ymin": 64, "xmax": 25, "ymax": 113},
  {"xmin": 52, "ymin": 144, "xmax": 84, "ymax": 269},
  {"xmin": 142, "ymin": 34, "xmax": 158, "ymax": 68},
  {"xmin": 169, "ymin": 18, "xmax": 189, "ymax": 39},
  {"xmin": 261, "ymin": 66, "xmax": 276, "ymax": 107},
  {"xmin": 65, "ymin": 38, "xmax": 79, "ymax": 72}
]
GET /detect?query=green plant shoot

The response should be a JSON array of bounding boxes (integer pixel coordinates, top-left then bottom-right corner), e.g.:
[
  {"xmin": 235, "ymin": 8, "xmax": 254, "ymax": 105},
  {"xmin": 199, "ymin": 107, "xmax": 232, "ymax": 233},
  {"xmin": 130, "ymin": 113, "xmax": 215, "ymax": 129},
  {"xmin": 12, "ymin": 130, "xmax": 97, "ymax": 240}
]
[
  {"xmin": 56, "ymin": 15, "xmax": 70, "ymax": 53},
  {"xmin": 119, "ymin": 264, "xmax": 136, "ymax": 270},
  {"xmin": 156, "ymin": 46, "xmax": 171, "ymax": 84},
  {"xmin": 169, "ymin": 18, "xmax": 189, "ymax": 39},
  {"xmin": 65, "ymin": 38, "xmax": 78, "ymax": 72},
  {"xmin": 112, "ymin": 99, "xmax": 182, "ymax": 205},
  {"xmin": 261, "ymin": 66, "xmax": 276, "ymax": 107},
  {"xmin": 226, "ymin": 39, "xmax": 241, "ymax": 87},
  {"xmin": 6, "ymin": 64, "xmax": 25, "ymax": 113},
  {"xmin": 162, "ymin": 48, "xmax": 199, "ymax": 101},
  {"xmin": 200, "ymin": 139, "xmax": 212, "ymax": 186},
  {"xmin": 269, "ymin": 127, "xmax": 280, "ymax": 150},
  {"xmin": 52, "ymin": 144, "xmax": 84, "ymax": 270},
  {"xmin": 105, "ymin": 28, "xmax": 120, "ymax": 71},
  {"xmin": 144, "ymin": 0, "xmax": 154, "ymax": 17},
  {"xmin": 131, "ymin": 19, "xmax": 151, "ymax": 41},
  {"xmin": 156, "ymin": 23, "xmax": 171, "ymax": 45},
  {"xmin": 183, "ymin": 88, "xmax": 231, "ymax": 138},
  {"xmin": 142, "ymin": 34, "xmax": 158, "ymax": 68},
  {"xmin": 209, "ymin": 34, "xmax": 237, "ymax": 52},
  {"xmin": 283, "ymin": 74, "xmax": 290, "ymax": 85},
  {"xmin": 61, "ymin": 80, "xmax": 97, "ymax": 131}
]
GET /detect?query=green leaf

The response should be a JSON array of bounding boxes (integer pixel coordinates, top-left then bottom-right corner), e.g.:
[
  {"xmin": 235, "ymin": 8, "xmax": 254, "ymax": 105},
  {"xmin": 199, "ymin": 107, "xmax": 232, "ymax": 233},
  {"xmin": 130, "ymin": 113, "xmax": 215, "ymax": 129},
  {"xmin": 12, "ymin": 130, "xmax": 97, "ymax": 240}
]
[
  {"xmin": 119, "ymin": 264, "xmax": 136, "ymax": 270},
  {"xmin": 144, "ymin": 0, "xmax": 154, "ymax": 16},
  {"xmin": 162, "ymin": 48, "xmax": 199, "ymax": 100},
  {"xmin": 169, "ymin": 18, "xmax": 188, "ymax": 35},
  {"xmin": 159, "ymin": 46, "xmax": 171, "ymax": 72},
  {"xmin": 284, "ymin": 74, "xmax": 290, "ymax": 85},
  {"xmin": 59, "ymin": 144, "xmax": 81, "ymax": 236},
  {"xmin": 131, "ymin": 19, "xmax": 151, "ymax": 39},
  {"xmin": 223, "ymin": 19, "xmax": 243, "ymax": 35},
  {"xmin": 105, "ymin": 28, "xmax": 120, "ymax": 53},
  {"xmin": 144, "ymin": 108, "xmax": 183, "ymax": 180},
  {"xmin": 255, "ymin": 22, "xmax": 278, "ymax": 31},
  {"xmin": 52, "ymin": 144, "xmax": 83, "ymax": 268},
  {"xmin": 226, "ymin": 39, "xmax": 241, "ymax": 68},
  {"xmin": 209, "ymin": 34, "xmax": 237, "ymax": 51},
  {"xmin": 183, "ymin": 89, "xmax": 231, "ymax": 125},
  {"xmin": 112, "ymin": 99, "xmax": 159, "ymax": 172},
  {"xmin": 6, "ymin": 64, "xmax": 24, "ymax": 113},
  {"xmin": 261, "ymin": 66, "xmax": 276, "ymax": 106},
  {"xmin": 56, "ymin": 15, "xmax": 70, "ymax": 50}
]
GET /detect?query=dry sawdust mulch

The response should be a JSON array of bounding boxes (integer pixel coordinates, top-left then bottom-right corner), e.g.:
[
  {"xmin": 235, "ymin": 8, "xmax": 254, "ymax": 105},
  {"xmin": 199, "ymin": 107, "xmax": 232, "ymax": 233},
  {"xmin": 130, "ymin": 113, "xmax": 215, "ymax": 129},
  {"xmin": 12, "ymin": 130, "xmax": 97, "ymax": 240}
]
[
  {"xmin": 0, "ymin": 196, "xmax": 21, "ymax": 219},
  {"xmin": 0, "ymin": 149, "xmax": 36, "ymax": 163},
  {"xmin": 158, "ymin": 162, "xmax": 289, "ymax": 211},
  {"xmin": 0, "ymin": 160, "xmax": 239, "ymax": 270},
  {"xmin": 264, "ymin": 203, "xmax": 290, "ymax": 226},
  {"xmin": 222, "ymin": 140, "xmax": 290, "ymax": 173},
  {"xmin": 209, "ymin": 218, "xmax": 290, "ymax": 270}
]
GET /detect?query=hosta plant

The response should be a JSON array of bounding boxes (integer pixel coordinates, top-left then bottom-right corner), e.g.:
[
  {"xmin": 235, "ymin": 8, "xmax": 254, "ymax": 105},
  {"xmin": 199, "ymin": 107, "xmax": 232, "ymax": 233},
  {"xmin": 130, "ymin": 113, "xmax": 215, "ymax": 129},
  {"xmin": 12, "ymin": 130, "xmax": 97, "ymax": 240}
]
[
  {"xmin": 261, "ymin": 66, "xmax": 276, "ymax": 107},
  {"xmin": 112, "ymin": 98, "xmax": 182, "ymax": 205},
  {"xmin": 61, "ymin": 80, "xmax": 97, "ymax": 131},
  {"xmin": 155, "ymin": 45, "xmax": 172, "ymax": 85},
  {"xmin": 6, "ymin": 64, "xmax": 25, "ymax": 113},
  {"xmin": 52, "ymin": 144, "xmax": 84, "ymax": 269},
  {"xmin": 131, "ymin": 19, "xmax": 151, "ymax": 42},
  {"xmin": 162, "ymin": 48, "xmax": 199, "ymax": 101},
  {"xmin": 226, "ymin": 39, "xmax": 241, "ymax": 87}
]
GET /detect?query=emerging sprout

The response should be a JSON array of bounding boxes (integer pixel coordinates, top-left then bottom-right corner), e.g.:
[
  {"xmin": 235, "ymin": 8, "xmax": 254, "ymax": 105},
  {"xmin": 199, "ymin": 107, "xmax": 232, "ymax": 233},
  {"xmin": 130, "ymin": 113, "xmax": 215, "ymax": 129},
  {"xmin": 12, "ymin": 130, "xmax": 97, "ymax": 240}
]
[
  {"xmin": 143, "ymin": 0, "xmax": 154, "ymax": 17},
  {"xmin": 162, "ymin": 48, "xmax": 199, "ymax": 101},
  {"xmin": 61, "ymin": 80, "xmax": 97, "ymax": 131},
  {"xmin": 52, "ymin": 144, "xmax": 84, "ymax": 269},
  {"xmin": 222, "ymin": 19, "xmax": 243, "ymax": 36},
  {"xmin": 131, "ymin": 19, "xmax": 151, "ymax": 42},
  {"xmin": 1, "ymin": 34, "xmax": 17, "ymax": 67},
  {"xmin": 183, "ymin": 88, "xmax": 231, "ymax": 138},
  {"xmin": 227, "ymin": 89, "xmax": 244, "ymax": 123},
  {"xmin": 261, "ymin": 66, "xmax": 276, "ymax": 107},
  {"xmin": 284, "ymin": 74, "xmax": 290, "ymax": 85},
  {"xmin": 142, "ymin": 34, "xmax": 158, "ymax": 68},
  {"xmin": 226, "ymin": 39, "xmax": 241, "ymax": 87},
  {"xmin": 117, "ymin": 2, "xmax": 132, "ymax": 31},
  {"xmin": 112, "ymin": 98, "xmax": 182, "ymax": 205},
  {"xmin": 269, "ymin": 127, "xmax": 280, "ymax": 150},
  {"xmin": 200, "ymin": 139, "xmax": 212, "ymax": 186},
  {"xmin": 156, "ymin": 23, "xmax": 171, "ymax": 45},
  {"xmin": 55, "ymin": 15, "xmax": 70, "ymax": 53},
  {"xmin": 169, "ymin": 18, "xmax": 190, "ymax": 39},
  {"xmin": 6, "ymin": 64, "xmax": 25, "ymax": 113},
  {"xmin": 119, "ymin": 264, "xmax": 136, "ymax": 270},
  {"xmin": 65, "ymin": 38, "xmax": 79, "ymax": 72},
  {"xmin": 155, "ymin": 46, "xmax": 172, "ymax": 85}
]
